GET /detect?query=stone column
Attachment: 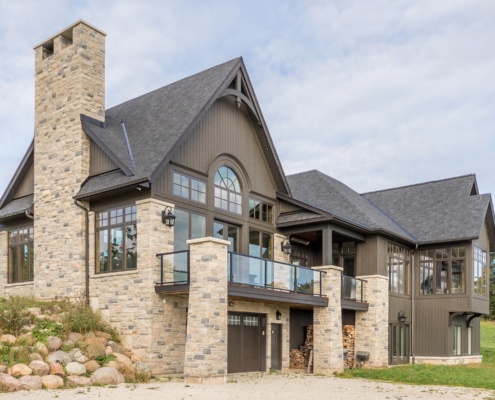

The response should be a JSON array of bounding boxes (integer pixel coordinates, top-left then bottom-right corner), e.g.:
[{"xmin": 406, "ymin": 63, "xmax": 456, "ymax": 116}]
[
  {"xmin": 312, "ymin": 265, "xmax": 344, "ymax": 374},
  {"xmin": 184, "ymin": 237, "xmax": 229, "ymax": 384},
  {"xmin": 355, "ymin": 274, "xmax": 389, "ymax": 367}
]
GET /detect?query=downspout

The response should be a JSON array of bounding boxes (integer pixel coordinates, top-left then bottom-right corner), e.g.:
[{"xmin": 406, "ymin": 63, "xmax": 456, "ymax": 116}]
[
  {"xmin": 74, "ymin": 200, "xmax": 90, "ymax": 306},
  {"xmin": 411, "ymin": 243, "xmax": 418, "ymax": 364},
  {"xmin": 25, "ymin": 210, "xmax": 34, "ymax": 220}
]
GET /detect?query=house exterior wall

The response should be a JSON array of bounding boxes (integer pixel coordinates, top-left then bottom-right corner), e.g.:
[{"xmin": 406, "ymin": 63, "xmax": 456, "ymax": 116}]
[
  {"xmin": 89, "ymin": 139, "xmax": 118, "ymax": 176},
  {"xmin": 33, "ymin": 21, "xmax": 105, "ymax": 300},
  {"xmin": 356, "ymin": 235, "xmax": 388, "ymax": 277},
  {"xmin": 13, "ymin": 165, "xmax": 34, "ymax": 199}
]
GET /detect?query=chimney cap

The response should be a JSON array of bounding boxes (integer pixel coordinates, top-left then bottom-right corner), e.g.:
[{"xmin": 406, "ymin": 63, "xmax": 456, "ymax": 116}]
[{"xmin": 33, "ymin": 19, "xmax": 106, "ymax": 50}]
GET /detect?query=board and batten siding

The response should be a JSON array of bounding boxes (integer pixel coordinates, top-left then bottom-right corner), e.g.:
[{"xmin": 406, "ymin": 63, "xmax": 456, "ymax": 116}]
[
  {"xmin": 89, "ymin": 140, "xmax": 118, "ymax": 176},
  {"xmin": 356, "ymin": 235, "xmax": 388, "ymax": 277},
  {"xmin": 155, "ymin": 97, "xmax": 277, "ymax": 200},
  {"xmin": 14, "ymin": 164, "xmax": 34, "ymax": 199}
]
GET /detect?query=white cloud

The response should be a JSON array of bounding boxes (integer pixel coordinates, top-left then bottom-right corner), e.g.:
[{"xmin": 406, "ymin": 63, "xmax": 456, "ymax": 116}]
[{"xmin": 0, "ymin": 0, "xmax": 494, "ymax": 200}]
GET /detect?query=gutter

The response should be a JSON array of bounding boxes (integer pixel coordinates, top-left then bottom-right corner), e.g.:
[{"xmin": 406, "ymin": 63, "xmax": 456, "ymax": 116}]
[{"xmin": 74, "ymin": 200, "xmax": 90, "ymax": 306}]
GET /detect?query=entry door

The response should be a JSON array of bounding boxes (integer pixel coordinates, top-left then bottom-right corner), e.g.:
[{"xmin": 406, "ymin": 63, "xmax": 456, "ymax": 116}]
[
  {"xmin": 228, "ymin": 313, "xmax": 266, "ymax": 373},
  {"xmin": 389, "ymin": 324, "xmax": 410, "ymax": 364},
  {"xmin": 271, "ymin": 323, "xmax": 282, "ymax": 370}
]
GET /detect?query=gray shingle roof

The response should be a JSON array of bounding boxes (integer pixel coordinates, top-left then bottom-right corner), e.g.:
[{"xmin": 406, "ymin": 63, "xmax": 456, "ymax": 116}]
[
  {"xmin": 286, "ymin": 170, "xmax": 416, "ymax": 241},
  {"xmin": 363, "ymin": 174, "xmax": 491, "ymax": 244},
  {"xmin": 0, "ymin": 195, "xmax": 33, "ymax": 220},
  {"xmin": 77, "ymin": 58, "xmax": 241, "ymax": 198}
]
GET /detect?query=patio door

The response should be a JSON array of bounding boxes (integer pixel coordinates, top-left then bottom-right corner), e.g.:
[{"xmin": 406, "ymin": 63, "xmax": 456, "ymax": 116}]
[{"xmin": 389, "ymin": 324, "xmax": 410, "ymax": 364}]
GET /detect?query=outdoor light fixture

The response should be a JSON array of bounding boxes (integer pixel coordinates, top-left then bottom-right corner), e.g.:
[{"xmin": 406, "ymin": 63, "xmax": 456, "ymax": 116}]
[
  {"xmin": 162, "ymin": 207, "xmax": 176, "ymax": 227},
  {"xmin": 276, "ymin": 310, "xmax": 282, "ymax": 320},
  {"xmin": 281, "ymin": 238, "xmax": 292, "ymax": 255},
  {"xmin": 398, "ymin": 310, "xmax": 407, "ymax": 324}
]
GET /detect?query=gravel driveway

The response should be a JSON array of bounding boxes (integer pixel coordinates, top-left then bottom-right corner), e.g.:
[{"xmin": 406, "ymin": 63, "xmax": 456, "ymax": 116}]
[{"xmin": 1, "ymin": 372, "xmax": 493, "ymax": 399}]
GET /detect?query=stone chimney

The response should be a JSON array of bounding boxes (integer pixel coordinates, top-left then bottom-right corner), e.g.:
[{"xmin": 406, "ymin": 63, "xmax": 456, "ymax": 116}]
[{"xmin": 33, "ymin": 21, "xmax": 105, "ymax": 299}]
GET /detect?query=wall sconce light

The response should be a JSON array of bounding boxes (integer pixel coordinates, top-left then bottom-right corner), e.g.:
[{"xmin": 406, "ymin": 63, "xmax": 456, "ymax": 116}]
[
  {"xmin": 228, "ymin": 301, "xmax": 235, "ymax": 307},
  {"xmin": 162, "ymin": 206, "xmax": 176, "ymax": 227},
  {"xmin": 398, "ymin": 310, "xmax": 407, "ymax": 324},
  {"xmin": 281, "ymin": 238, "xmax": 292, "ymax": 255},
  {"xmin": 276, "ymin": 310, "xmax": 282, "ymax": 320}
]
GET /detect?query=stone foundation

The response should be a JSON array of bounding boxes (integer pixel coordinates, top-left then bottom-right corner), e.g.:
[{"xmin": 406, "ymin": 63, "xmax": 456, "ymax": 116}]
[{"xmin": 414, "ymin": 355, "xmax": 482, "ymax": 365}]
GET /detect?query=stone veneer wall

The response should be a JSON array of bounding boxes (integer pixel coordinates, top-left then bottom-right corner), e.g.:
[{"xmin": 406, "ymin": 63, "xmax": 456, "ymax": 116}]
[
  {"xmin": 312, "ymin": 265, "xmax": 344, "ymax": 374},
  {"xmin": 89, "ymin": 198, "xmax": 174, "ymax": 366},
  {"xmin": 354, "ymin": 274, "xmax": 389, "ymax": 367},
  {"xmin": 184, "ymin": 237, "xmax": 229, "ymax": 384},
  {"xmin": 33, "ymin": 21, "xmax": 105, "ymax": 300},
  {"xmin": 414, "ymin": 355, "xmax": 482, "ymax": 365},
  {"xmin": 228, "ymin": 301, "xmax": 291, "ymax": 371}
]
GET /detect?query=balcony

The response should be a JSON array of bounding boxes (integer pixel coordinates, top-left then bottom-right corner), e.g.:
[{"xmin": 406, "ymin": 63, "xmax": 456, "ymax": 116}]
[
  {"xmin": 341, "ymin": 275, "xmax": 368, "ymax": 311},
  {"xmin": 155, "ymin": 250, "xmax": 328, "ymax": 306}
]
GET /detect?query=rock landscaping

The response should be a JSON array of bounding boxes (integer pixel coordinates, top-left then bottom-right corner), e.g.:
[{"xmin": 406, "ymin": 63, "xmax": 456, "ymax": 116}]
[{"xmin": 0, "ymin": 298, "xmax": 152, "ymax": 392}]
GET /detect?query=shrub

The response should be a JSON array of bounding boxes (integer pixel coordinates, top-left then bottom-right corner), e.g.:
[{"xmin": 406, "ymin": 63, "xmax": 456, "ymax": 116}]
[
  {"xmin": 0, "ymin": 296, "xmax": 34, "ymax": 335},
  {"xmin": 32, "ymin": 320, "xmax": 63, "ymax": 343},
  {"xmin": 62, "ymin": 302, "xmax": 118, "ymax": 340}
]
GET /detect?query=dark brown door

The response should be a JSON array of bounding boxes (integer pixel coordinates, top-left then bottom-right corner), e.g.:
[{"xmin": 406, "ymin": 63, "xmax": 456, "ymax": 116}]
[
  {"xmin": 271, "ymin": 323, "xmax": 282, "ymax": 370},
  {"xmin": 228, "ymin": 313, "xmax": 266, "ymax": 373}
]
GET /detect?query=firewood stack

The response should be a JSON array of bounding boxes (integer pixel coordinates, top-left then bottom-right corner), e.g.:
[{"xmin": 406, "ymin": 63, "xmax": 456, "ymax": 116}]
[
  {"xmin": 342, "ymin": 324, "xmax": 355, "ymax": 368},
  {"xmin": 289, "ymin": 325, "xmax": 313, "ymax": 369}
]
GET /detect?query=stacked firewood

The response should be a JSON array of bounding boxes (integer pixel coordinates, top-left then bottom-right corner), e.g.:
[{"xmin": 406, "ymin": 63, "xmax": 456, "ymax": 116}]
[
  {"xmin": 289, "ymin": 325, "xmax": 313, "ymax": 369},
  {"xmin": 342, "ymin": 324, "xmax": 355, "ymax": 369}
]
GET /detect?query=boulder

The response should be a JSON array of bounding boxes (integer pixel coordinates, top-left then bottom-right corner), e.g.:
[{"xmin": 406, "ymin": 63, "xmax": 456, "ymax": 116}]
[
  {"xmin": 134, "ymin": 362, "xmax": 152, "ymax": 380},
  {"xmin": 0, "ymin": 334, "xmax": 16, "ymax": 344},
  {"xmin": 49, "ymin": 362, "xmax": 65, "ymax": 378},
  {"xmin": 52, "ymin": 304, "xmax": 62, "ymax": 313},
  {"xmin": 29, "ymin": 360, "xmax": 50, "ymax": 376},
  {"xmin": 70, "ymin": 348, "xmax": 88, "ymax": 363},
  {"xmin": 113, "ymin": 352, "xmax": 133, "ymax": 369},
  {"xmin": 35, "ymin": 342, "xmax": 48, "ymax": 357},
  {"xmin": 66, "ymin": 361, "xmax": 86, "ymax": 376},
  {"xmin": 0, "ymin": 373, "xmax": 21, "ymax": 392},
  {"xmin": 29, "ymin": 353, "xmax": 44, "ymax": 362},
  {"xmin": 11, "ymin": 363, "xmax": 32, "ymax": 377},
  {"xmin": 67, "ymin": 375, "xmax": 92, "ymax": 387},
  {"xmin": 108, "ymin": 341, "xmax": 125, "ymax": 354},
  {"xmin": 19, "ymin": 375, "xmax": 42, "ymax": 390},
  {"xmin": 85, "ymin": 336, "xmax": 108, "ymax": 347},
  {"xmin": 105, "ymin": 346, "xmax": 113, "ymax": 355},
  {"xmin": 46, "ymin": 350, "xmax": 72, "ymax": 365},
  {"xmin": 61, "ymin": 339, "xmax": 75, "ymax": 351},
  {"xmin": 41, "ymin": 375, "xmax": 64, "ymax": 389},
  {"xmin": 86, "ymin": 343, "xmax": 106, "ymax": 359},
  {"xmin": 0, "ymin": 365, "xmax": 8, "ymax": 374},
  {"xmin": 68, "ymin": 332, "xmax": 84, "ymax": 343},
  {"xmin": 26, "ymin": 307, "xmax": 42, "ymax": 316},
  {"xmin": 18, "ymin": 333, "xmax": 36, "ymax": 344},
  {"xmin": 84, "ymin": 360, "xmax": 100, "ymax": 373},
  {"xmin": 104, "ymin": 360, "xmax": 123, "ymax": 371},
  {"xmin": 91, "ymin": 367, "xmax": 125, "ymax": 385},
  {"xmin": 131, "ymin": 354, "xmax": 141, "ymax": 363},
  {"xmin": 46, "ymin": 336, "xmax": 62, "ymax": 352},
  {"xmin": 95, "ymin": 331, "xmax": 112, "ymax": 340},
  {"xmin": 85, "ymin": 331, "xmax": 96, "ymax": 339}
]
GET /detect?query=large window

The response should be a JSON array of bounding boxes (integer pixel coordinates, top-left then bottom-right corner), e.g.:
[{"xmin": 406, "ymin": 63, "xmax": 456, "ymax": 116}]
[
  {"xmin": 388, "ymin": 244, "xmax": 411, "ymax": 295},
  {"xmin": 474, "ymin": 246, "xmax": 488, "ymax": 297},
  {"xmin": 214, "ymin": 221, "xmax": 239, "ymax": 253},
  {"xmin": 96, "ymin": 205, "xmax": 137, "ymax": 273},
  {"xmin": 8, "ymin": 227, "xmax": 34, "ymax": 283},
  {"xmin": 173, "ymin": 209, "xmax": 206, "ymax": 251},
  {"xmin": 249, "ymin": 198, "xmax": 273, "ymax": 223},
  {"xmin": 173, "ymin": 171, "xmax": 206, "ymax": 204},
  {"xmin": 419, "ymin": 247, "xmax": 465, "ymax": 295},
  {"xmin": 214, "ymin": 166, "xmax": 242, "ymax": 214},
  {"xmin": 249, "ymin": 230, "xmax": 272, "ymax": 260}
]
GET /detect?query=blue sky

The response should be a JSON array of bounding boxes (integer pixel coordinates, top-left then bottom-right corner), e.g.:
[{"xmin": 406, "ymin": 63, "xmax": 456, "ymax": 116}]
[{"xmin": 1, "ymin": 0, "xmax": 494, "ymax": 199}]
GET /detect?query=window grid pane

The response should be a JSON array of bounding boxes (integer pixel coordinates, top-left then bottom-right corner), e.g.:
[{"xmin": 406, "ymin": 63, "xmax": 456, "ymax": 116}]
[{"xmin": 8, "ymin": 227, "xmax": 34, "ymax": 283}]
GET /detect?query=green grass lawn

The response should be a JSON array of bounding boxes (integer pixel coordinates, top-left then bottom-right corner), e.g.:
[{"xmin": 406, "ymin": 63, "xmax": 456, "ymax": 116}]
[{"xmin": 338, "ymin": 320, "xmax": 495, "ymax": 390}]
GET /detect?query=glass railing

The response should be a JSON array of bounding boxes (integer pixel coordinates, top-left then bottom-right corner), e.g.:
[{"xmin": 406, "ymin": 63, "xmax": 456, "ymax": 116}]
[
  {"xmin": 229, "ymin": 252, "xmax": 325, "ymax": 297},
  {"xmin": 156, "ymin": 250, "xmax": 189, "ymax": 285},
  {"xmin": 341, "ymin": 275, "xmax": 367, "ymax": 303}
]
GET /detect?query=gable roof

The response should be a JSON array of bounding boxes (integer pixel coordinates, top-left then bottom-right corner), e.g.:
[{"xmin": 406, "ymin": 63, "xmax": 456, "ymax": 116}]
[
  {"xmin": 286, "ymin": 170, "xmax": 416, "ymax": 242},
  {"xmin": 363, "ymin": 174, "xmax": 494, "ymax": 246},
  {"xmin": 77, "ymin": 57, "xmax": 290, "ymax": 199},
  {"xmin": 0, "ymin": 141, "xmax": 34, "ymax": 210}
]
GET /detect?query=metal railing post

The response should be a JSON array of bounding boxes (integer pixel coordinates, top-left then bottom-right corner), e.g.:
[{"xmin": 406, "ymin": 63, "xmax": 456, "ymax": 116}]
[{"xmin": 160, "ymin": 255, "xmax": 164, "ymax": 285}]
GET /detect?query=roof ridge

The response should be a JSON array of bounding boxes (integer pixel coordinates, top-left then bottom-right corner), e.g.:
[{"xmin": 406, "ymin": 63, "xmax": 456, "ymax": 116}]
[
  {"xmin": 362, "ymin": 173, "xmax": 476, "ymax": 195},
  {"xmin": 106, "ymin": 57, "xmax": 242, "ymax": 113}
]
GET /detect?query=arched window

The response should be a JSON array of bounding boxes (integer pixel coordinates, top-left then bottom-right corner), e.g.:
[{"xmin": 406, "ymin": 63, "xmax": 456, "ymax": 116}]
[{"xmin": 214, "ymin": 166, "xmax": 242, "ymax": 214}]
